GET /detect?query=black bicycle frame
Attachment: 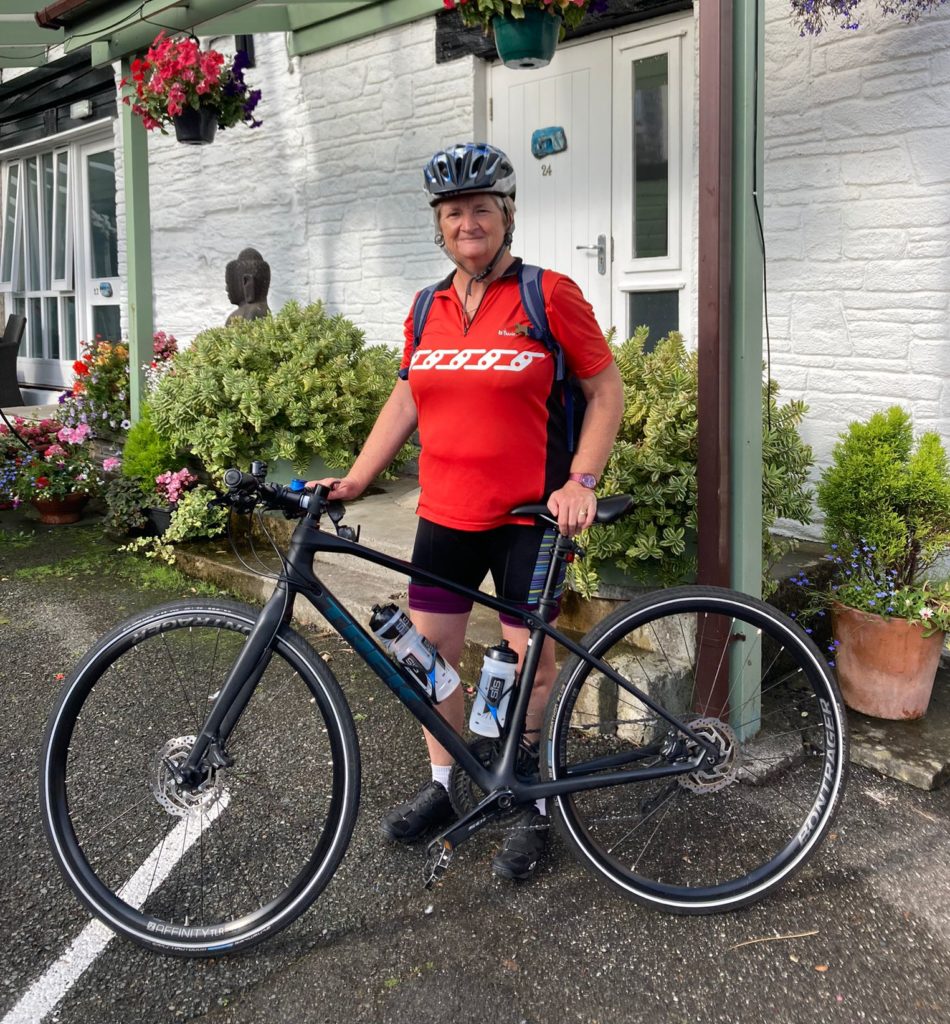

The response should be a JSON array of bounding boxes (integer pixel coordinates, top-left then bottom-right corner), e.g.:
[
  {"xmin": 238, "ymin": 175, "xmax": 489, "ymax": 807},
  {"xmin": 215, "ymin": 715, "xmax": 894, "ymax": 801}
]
[{"xmin": 181, "ymin": 503, "xmax": 716, "ymax": 803}]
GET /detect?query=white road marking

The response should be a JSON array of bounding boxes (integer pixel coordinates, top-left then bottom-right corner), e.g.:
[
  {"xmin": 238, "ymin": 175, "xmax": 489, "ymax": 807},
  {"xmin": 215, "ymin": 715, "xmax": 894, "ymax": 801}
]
[{"xmin": 4, "ymin": 795, "xmax": 228, "ymax": 1024}]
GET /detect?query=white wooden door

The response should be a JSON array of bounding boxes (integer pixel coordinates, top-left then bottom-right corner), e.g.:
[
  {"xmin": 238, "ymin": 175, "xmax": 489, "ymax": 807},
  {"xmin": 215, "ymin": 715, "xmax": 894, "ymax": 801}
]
[{"xmin": 490, "ymin": 38, "xmax": 614, "ymax": 331}]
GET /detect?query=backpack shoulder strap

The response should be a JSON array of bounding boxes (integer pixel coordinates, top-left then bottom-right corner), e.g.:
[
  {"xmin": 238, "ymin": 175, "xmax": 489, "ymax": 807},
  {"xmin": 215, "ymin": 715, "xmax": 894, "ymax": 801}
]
[
  {"xmin": 519, "ymin": 264, "xmax": 565, "ymax": 381},
  {"xmin": 397, "ymin": 282, "xmax": 441, "ymax": 380}
]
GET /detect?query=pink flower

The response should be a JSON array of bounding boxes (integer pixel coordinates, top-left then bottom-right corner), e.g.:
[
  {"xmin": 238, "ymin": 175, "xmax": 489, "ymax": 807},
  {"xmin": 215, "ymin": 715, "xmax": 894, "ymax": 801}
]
[
  {"xmin": 57, "ymin": 423, "xmax": 91, "ymax": 444},
  {"xmin": 103, "ymin": 457, "xmax": 122, "ymax": 473},
  {"xmin": 45, "ymin": 444, "xmax": 67, "ymax": 458}
]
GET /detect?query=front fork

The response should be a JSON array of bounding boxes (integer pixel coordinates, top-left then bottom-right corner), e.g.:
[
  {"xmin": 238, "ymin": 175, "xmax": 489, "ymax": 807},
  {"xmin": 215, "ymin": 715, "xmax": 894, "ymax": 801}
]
[{"xmin": 175, "ymin": 584, "xmax": 291, "ymax": 787}]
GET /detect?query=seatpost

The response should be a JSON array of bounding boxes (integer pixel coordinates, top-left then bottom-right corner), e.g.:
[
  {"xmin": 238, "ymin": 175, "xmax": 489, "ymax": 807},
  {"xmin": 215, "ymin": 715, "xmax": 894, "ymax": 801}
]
[{"xmin": 537, "ymin": 531, "xmax": 576, "ymax": 622}]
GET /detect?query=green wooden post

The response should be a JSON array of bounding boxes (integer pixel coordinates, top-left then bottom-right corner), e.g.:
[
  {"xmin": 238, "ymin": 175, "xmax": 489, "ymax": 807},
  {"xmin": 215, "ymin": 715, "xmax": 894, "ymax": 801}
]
[
  {"xmin": 729, "ymin": 0, "xmax": 764, "ymax": 738},
  {"xmin": 120, "ymin": 59, "xmax": 153, "ymax": 424}
]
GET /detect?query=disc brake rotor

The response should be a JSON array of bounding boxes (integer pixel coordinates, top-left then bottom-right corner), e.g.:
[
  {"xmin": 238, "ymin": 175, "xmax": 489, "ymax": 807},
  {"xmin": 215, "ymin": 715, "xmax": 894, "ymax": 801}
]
[
  {"xmin": 150, "ymin": 735, "xmax": 228, "ymax": 817},
  {"xmin": 678, "ymin": 717, "xmax": 741, "ymax": 793}
]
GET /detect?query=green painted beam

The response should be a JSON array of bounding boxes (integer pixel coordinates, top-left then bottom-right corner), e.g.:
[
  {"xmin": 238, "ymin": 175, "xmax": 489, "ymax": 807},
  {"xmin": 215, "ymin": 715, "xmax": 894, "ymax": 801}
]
[
  {"xmin": 194, "ymin": 8, "xmax": 293, "ymax": 34},
  {"xmin": 0, "ymin": 47, "xmax": 51, "ymax": 66},
  {"xmin": 287, "ymin": 1, "xmax": 373, "ymax": 29},
  {"xmin": 0, "ymin": 23, "xmax": 65, "ymax": 45},
  {"xmin": 291, "ymin": 0, "xmax": 440, "ymax": 54},
  {"xmin": 728, "ymin": 0, "xmax": 764, "ymax": 738},
  {"xmin": 120, "ymin": 57, "xmax": 154, "ymax": 425}
]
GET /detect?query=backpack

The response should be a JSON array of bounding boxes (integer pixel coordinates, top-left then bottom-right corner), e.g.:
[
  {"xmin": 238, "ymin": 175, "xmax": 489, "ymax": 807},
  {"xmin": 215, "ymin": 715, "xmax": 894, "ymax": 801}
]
[{"xmin": 408, "ymin": 263, "xmax": 586, "ymax": 452}]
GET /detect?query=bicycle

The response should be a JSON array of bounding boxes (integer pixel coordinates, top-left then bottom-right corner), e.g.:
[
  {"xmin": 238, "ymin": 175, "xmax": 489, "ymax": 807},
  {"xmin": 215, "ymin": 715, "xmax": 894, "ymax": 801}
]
[{"xmin": 39, "ymin": 463, "xmax": 849, "ymax": 957}]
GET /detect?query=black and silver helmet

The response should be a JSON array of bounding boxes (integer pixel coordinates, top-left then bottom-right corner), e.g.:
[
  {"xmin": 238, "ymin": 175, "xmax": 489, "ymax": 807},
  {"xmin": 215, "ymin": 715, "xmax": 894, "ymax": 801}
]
[{"xmin": 422, "ymin": 142, "xmax": 516, "ymax": 206}]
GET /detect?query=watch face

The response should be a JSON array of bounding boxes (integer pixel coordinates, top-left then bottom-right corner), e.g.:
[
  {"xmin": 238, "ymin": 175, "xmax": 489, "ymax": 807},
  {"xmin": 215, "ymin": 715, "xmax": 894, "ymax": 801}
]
[{"xmin": 572, "ymin": 473, "xmax": 597, "ymax": 489}]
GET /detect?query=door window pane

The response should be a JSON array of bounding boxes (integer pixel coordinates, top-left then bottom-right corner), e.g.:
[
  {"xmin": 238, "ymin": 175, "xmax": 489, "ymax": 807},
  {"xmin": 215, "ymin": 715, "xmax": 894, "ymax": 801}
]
[
  {"xmin": 627, "ymin": 290, "xmax": 679, "ymax": 349},
  {"xmin": 633, "ymin": 53, "xmax": 669, "ymax": 260},
  {"xmin": 87, "ymin": 151, "xmax": 117, "ymax": 279},
  {"xmin": 93, "ymin": 304, "xmax": 120, "ymax": 342},
  {"xmin": 53, "ymin": 152, "xmax": 69, "ymax": 284},
  {"xmin": 2, "ymin": 163, "xmax": 19, "ymax": 284},
  {"xmin": 42, "ymin": 154, "xmax": 54, "ymax": 285}
]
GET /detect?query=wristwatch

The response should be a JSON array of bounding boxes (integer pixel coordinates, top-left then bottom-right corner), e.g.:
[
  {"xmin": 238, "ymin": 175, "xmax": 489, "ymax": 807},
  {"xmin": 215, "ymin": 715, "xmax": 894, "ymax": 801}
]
[{"xmin": 568, "ymin": 472, "xmax": 598, "ymax": 489}]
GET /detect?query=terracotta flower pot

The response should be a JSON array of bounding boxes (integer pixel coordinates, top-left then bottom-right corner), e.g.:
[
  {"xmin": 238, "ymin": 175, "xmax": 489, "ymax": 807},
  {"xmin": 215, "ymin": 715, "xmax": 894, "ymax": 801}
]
[
  {"xmin": 31, "ymin": 493, "xmax": 89, "ymax": 525},
  {"xmin": 831, "ymin": 602, "xmax": 944, "ymax": 720}
]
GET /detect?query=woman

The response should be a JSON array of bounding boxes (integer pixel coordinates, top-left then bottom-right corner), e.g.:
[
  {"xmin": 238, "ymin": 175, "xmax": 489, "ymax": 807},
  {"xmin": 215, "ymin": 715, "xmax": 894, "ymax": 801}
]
[{"xmin": 316, "ymin": 142, "xmax": 623, "ymax": 881}]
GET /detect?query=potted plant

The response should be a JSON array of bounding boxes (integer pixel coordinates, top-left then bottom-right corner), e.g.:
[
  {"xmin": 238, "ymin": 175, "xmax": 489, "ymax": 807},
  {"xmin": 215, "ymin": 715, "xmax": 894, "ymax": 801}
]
[
  {"xmin": 2, "ymin": 419, "xmax": 101, "ymax": 524},
  {"xmin": 120, "ymin": 32, "xmax": 262, "ymax": 144},
  {"xmin": 446, "ymin": 0, "xmax": 605, "ymax": 68},
  {"xmin": 148, "ymin": 301, "xmax": 412, "ymax": 483},
  {"xmin": 811, "ymin": 406, "xmax": 950, "ymax": 719},
  {"xmin": 58, "ymin": 338, "xmax": 131, "ymax": 443}
]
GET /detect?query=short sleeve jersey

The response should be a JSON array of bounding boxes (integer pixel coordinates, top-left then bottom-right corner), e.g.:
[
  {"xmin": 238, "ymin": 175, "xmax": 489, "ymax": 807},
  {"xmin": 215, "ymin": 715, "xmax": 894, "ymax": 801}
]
[{"xmin": 399, "ymin": 260, "xmax": 613, "ymax": 531}]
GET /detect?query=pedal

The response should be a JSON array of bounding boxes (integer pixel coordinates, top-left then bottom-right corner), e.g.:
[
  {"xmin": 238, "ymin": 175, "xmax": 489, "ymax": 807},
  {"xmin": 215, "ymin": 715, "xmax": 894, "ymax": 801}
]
[{"xmin": 422, "ymin": 839, "xmax": 454, "ymax": 889}]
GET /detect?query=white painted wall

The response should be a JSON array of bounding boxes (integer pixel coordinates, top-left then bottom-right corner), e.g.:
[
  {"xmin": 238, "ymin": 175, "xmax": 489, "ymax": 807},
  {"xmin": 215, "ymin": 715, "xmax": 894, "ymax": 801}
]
[
  {"xmin": 116, "ymin": 22, "xmax": 481, "ymax": 349},
  {"xmin": 763, "ymin": 0, "xmax": 950, "ymax": 484}
]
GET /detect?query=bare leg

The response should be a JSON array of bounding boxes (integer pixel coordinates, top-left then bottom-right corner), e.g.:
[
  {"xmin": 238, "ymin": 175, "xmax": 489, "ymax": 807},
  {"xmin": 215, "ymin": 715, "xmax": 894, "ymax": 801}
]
[{"xmin": 409, "ymin": 610, "xmax": 470, "ymax": 766}]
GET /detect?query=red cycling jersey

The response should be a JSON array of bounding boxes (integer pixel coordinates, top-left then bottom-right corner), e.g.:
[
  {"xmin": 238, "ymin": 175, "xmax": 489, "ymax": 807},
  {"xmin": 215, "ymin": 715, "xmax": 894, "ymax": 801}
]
[{"xmin": 399, "ymin": 260, "xmax": 613, "ymax": 531}]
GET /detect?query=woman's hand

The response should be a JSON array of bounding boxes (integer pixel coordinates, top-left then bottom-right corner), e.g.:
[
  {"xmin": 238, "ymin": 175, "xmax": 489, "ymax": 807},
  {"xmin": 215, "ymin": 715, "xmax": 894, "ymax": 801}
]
[
  {"xmin": 547, "ymin": 480, "xmax": 597, "ymax": 537},
  {"xmin": 306, "ymin": 475, "xmax": 365, "ymax": 501}
]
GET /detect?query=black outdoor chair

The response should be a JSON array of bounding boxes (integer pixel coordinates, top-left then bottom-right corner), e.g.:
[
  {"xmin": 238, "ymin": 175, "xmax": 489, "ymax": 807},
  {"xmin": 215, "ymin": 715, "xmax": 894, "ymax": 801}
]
[{"xmin": 0, "ymin": 314, "xmax": 27, "ymax": 407}]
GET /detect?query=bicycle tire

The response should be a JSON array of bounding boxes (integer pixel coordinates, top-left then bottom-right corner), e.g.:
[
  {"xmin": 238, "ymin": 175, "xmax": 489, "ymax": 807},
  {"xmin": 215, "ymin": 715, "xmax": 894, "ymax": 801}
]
[
  {"xmin": 40, "ymin": 598, "xmax": 361, "ymax": 956},
  {"xmin": 543, "ymin": 585, "xmax": 848, "ymax": 914}
]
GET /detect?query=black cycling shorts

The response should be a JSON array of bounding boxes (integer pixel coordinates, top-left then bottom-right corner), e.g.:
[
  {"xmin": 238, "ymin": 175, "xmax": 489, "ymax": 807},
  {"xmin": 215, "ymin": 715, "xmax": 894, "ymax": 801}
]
[{"xmin": 408, "ymin": 518, "xmax": 566, "ymax": 627}]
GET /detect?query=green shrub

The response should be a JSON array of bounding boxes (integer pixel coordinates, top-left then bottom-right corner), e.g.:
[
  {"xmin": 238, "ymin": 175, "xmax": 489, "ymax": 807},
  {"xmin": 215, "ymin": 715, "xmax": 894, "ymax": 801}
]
[
  {"xmin": 121, "ymin": 403, "xmax": 180, "ymax": 494},
  {"xmin": 149, "ymin": 301, "xmax": 410, "ymax": 477},
  {"xmin": 816, "ymin": 406, "xmax": 950, "ymax": 588},
  {"xmin": 572, "ymin": 328, "xmax": 814, "ymax": 597}
]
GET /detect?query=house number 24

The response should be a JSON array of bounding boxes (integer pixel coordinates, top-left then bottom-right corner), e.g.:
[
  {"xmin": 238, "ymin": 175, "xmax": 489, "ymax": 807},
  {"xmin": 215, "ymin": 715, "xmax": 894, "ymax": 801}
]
[{"xmin": 541, "ymin": 164, "xmax": 552, "ymax": 176}]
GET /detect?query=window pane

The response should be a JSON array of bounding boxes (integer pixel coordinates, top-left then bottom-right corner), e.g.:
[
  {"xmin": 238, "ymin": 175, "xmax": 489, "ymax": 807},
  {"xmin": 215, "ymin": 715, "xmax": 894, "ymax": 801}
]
[
  {"xmin": 93, "ymin": 304, "xmax": 120, "ymax": 342},
  {"xmin": 62, "ymin": 295, "xmax": 76, "ymax": 359},
  {"xmin": 633, "ymin": 53, "xmax": 669, "ymax": 260},
  {"xmin": 627, "ymin": 290, "xmax": 679, "ymax": 349},
  {"xmin": 42, "ymin": 153, "xmax": 54, "ymax": 287},
  {"xmin": 53, "ymin": 152, "xmax": 69, "ymax": 282},
  {"xmin": 87, "ymin": 151, "xmax": 117, "ymax": 279},
  {"xmin": 28, "ymin": 297, "xmax": 42, "ymax": 358},
  {"xmin": 46, "ymin": 297, "xmax": 60, "ymax": 359},
  {"xmin": 2, "ymin": 163, "xmax": 19, "ymax": 283},
  {"xmin": 25, "ymin": 157, "xmax": 41, "ymax": 290}
]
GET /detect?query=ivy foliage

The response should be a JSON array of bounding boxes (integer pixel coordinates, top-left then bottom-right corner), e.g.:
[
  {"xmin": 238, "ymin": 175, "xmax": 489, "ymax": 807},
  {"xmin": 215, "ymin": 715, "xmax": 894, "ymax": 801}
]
[
  {"xmin": 816, "ymin": 406, "xmax": 950, "ymax": 588},
  {"xmin": 571, "ymin": 328, "xmax": 814, "ymax": 597},
  {"xmin": 150, "ymin": 301, "xmax": 410, "ymax": 477}
]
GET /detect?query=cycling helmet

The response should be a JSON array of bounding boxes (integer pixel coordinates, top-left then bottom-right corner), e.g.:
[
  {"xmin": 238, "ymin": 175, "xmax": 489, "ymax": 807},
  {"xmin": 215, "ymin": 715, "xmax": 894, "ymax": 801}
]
[{"xmin": 423, "ymin": 142, "xmax": 516, "ymax": 206}]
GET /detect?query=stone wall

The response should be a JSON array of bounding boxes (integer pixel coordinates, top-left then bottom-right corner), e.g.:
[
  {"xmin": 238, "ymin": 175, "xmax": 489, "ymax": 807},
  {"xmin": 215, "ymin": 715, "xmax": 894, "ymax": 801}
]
[
  {"xmin": 763, "ymin": 0, "xmax": 950, "ymax": 484},
  {"xmin": 115, "ymin": 22, "xmax": 479, "ymax": 348}
]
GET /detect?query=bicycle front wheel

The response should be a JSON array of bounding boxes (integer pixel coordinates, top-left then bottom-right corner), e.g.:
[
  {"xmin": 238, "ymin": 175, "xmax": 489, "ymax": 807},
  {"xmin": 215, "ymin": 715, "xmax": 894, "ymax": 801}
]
[
  {"xmin": 40, "ymin": 599, "xmax": 360, "ymax": 956},
  {"xmin": 544, "ymin": 586, "xmax": 847, "ymax": 914}
]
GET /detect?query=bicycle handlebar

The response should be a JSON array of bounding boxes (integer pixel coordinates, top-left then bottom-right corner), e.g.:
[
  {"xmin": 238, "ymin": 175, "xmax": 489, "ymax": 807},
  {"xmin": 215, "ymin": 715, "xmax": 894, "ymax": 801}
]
[{"xmin": 222, "ymin": 467, "xmax": 329, "ymax": 517}]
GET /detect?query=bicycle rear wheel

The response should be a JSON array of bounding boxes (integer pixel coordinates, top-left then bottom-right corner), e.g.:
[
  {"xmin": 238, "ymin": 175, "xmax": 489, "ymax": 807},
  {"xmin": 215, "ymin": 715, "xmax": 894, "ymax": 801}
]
[
  {"xmin": 544, "ymin": 586, "xmax": 847, "ymax": 914},
  {"xmin": 40, "ymin": 599, "xmax": 360, "ymax": 956}
]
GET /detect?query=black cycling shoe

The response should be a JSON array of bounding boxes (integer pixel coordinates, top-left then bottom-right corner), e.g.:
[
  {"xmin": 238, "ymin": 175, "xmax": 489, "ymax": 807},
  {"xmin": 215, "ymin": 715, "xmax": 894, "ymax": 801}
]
[
  {"xmin": 380, "ymin": 780, "xmax": 454, "ymax": 843},
  {"xmin": 491, "ymin": 809, "xmax": 549, "ymax": 881}
]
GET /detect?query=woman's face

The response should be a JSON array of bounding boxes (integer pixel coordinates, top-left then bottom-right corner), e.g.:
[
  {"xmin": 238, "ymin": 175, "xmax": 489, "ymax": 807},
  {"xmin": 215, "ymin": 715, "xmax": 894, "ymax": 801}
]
[{"xmin": 437, "ymin": 194, "xmax": 508, "ymax": 273}]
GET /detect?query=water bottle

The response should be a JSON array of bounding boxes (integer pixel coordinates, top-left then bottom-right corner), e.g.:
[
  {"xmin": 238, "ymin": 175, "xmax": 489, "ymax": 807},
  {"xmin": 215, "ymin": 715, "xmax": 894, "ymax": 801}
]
[
  {"xmin": 469, "ymin": 640, "xmax": 519, "ymax": 738},
  {"xmin": 369, "ymin": 604, "xmax": 460, "ymax": 702}
]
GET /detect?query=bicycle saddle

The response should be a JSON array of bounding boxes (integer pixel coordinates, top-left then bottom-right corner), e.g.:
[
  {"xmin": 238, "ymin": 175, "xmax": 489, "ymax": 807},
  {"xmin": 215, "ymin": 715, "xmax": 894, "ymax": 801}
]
[{"xmin": 508, "ymin": 494, "xmax": 633, "ymax": 525}]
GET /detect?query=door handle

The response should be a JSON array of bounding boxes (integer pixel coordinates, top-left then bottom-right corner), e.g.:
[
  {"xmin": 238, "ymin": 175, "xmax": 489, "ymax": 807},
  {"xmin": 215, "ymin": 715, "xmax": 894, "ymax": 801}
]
[{"xmin": 575, "ymin": 234, "xmax": 607, "ymax": 275}]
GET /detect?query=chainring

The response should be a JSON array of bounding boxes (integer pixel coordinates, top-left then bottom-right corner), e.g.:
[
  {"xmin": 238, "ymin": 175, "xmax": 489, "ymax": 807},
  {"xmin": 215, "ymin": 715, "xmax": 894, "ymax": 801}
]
[
  {"xmin": 678, "ymin": 717, "xmax": 741, "ymax": 793},
  {"xmin": 448, "ymin": 737, "xmax": 539, "ymax": 819}
]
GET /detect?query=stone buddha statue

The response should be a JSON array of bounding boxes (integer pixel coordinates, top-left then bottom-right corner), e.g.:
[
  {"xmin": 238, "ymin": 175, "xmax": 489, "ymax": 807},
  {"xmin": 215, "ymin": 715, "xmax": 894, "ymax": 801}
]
[{"xmin": 225, "ymin": 247, "xmax": 271, "ymax": 324}]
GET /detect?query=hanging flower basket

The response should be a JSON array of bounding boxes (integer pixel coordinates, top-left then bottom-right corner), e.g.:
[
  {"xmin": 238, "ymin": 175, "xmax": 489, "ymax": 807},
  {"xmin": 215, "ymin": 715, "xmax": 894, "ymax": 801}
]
[
  {"xmin": 446, "ymin": 0, "xmax": 602, "ymax": 70},
  {"xmin": 492, "ymin": 7, "xmax": 561, "ymax": 69},
  {"xmin": 172, "ymin": 105, "xmax": 218, "ymax": 145},
  {"xmin": 120, "ymin": 32, "xmax": 262, "ymax": 141}
]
